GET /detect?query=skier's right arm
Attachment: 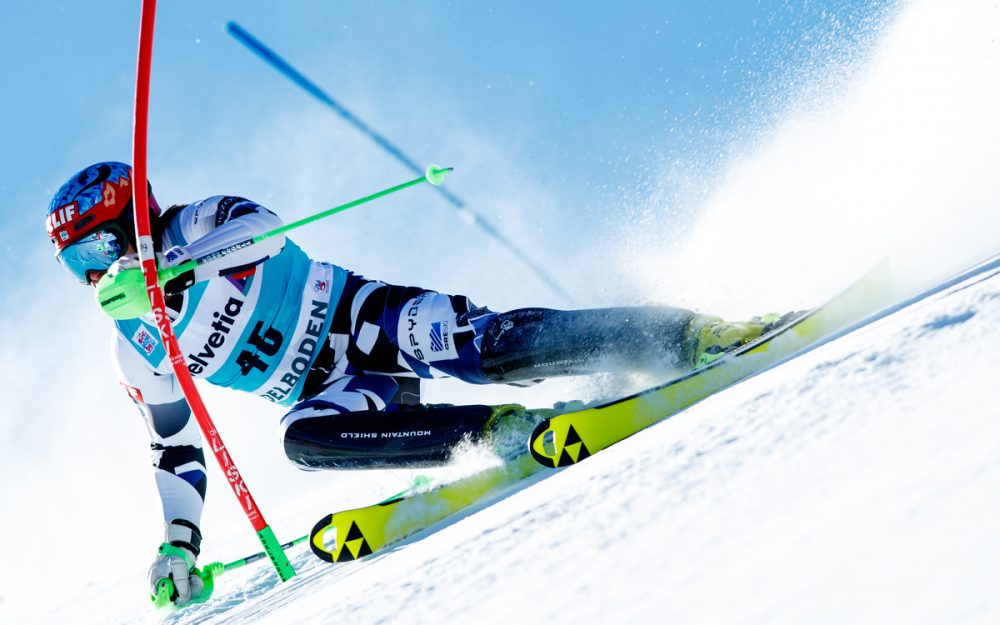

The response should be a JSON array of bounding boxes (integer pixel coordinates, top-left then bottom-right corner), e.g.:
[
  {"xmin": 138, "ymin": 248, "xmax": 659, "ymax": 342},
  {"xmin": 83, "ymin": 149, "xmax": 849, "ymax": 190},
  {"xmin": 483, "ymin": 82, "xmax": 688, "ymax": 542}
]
[
  {"xmin": 159, "ymin": 196, "xmax": 287, "ymax": 292},
  {"xmin": 112, "ymin": 334, "xmax": 207, "ymax": 604}
]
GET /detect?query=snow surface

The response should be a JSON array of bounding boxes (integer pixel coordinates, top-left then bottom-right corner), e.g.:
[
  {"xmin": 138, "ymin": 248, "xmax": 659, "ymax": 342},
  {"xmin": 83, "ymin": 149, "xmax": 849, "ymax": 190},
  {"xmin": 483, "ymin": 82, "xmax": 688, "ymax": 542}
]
[{"xmin": 19, "ymin": 257, "xmax": 1000, "ymax": 625}]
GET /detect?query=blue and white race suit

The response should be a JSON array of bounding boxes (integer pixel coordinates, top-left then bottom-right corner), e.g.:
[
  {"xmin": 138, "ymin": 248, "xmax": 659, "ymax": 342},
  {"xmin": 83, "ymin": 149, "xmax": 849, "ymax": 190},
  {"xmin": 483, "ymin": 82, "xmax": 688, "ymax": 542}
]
[{"xmin": 114, "ymin": 197, "xmax": 496, "ymax": 536}]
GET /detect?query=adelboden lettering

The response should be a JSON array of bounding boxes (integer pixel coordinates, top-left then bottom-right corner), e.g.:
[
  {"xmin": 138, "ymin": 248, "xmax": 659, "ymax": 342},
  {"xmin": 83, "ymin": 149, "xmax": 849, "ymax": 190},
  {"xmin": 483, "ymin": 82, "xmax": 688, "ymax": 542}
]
[{"xmin": 261, "ymin": 300, "xmax": 327, "ymax": 403}]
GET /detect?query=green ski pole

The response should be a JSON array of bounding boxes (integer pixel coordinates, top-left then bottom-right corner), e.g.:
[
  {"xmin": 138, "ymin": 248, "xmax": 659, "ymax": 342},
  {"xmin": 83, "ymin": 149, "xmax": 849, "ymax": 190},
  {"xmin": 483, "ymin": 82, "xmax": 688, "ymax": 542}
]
[
  {"xmin": 152, "ymin": 475, "xmax": 432, "ymax": 609},
  {"xmin": 152, "ymin": 535, "xmax": 310, "ymax": 609},
  {"xmin": 99, "ymin": 165, "xmax": 452, "ymax": 319}
]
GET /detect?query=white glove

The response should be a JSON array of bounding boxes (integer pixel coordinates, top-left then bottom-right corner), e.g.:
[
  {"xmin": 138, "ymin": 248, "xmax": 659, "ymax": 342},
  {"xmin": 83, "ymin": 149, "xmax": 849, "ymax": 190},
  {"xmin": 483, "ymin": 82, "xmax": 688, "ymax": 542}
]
[
  {"xmin": 106, "ymin": 252, "xmax": 142, "ymax": 276},
  {"xmin": 148, "ymin": 520, "xmax": 204, "ymax": 606}
]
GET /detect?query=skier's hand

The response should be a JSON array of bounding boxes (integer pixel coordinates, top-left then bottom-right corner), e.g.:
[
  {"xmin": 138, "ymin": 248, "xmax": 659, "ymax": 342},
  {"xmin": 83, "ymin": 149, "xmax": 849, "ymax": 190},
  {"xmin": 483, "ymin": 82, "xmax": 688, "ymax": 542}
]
[
  {"xmin": 148, "ymin": 519, "xmax": 204, "ymax": 607},
  {"xmin": 157, "ymin": 245, "xmax": 196, "ymax": 294},
  {"xmin": 148, "ymin": 543, "xmax": 204, "ymax": 606},
  {"xmin": 106, "ymin": 253, "xmax": 142, "ymax": 276}
]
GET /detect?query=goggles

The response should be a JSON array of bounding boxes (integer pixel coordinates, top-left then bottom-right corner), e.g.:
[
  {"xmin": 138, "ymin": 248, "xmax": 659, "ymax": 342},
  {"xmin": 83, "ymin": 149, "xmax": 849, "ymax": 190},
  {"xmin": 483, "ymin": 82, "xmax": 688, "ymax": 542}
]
[{"xmin": 56, "ymin": 226, "xmax": 126, "ymax": 284}]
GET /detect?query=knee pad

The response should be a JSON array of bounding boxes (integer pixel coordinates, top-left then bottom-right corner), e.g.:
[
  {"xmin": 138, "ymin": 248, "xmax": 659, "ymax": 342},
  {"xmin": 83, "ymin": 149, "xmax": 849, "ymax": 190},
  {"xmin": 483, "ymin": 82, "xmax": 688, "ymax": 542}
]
[
  {"xmin": 397, "ymin": 292, "xmax": 462, "ymax": 365},
  {"xmin": 396, "ymin": 292, "xmax": 494, "ymax": 383}
]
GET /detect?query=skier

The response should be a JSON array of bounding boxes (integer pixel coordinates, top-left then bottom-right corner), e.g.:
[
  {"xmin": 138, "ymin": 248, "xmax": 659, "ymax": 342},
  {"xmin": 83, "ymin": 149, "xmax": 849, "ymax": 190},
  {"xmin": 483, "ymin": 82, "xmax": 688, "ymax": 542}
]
[{"xmin": 47, "ymin": 161, "xmax": 781, "ymax": 606}]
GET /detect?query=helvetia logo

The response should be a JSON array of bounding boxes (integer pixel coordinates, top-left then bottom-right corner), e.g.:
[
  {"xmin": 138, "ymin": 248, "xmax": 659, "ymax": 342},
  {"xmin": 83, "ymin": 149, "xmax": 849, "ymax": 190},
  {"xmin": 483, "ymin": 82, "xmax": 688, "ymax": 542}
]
[{"xmin": 187, "ymin": 297, "xmax": 245, "ymax": 375}]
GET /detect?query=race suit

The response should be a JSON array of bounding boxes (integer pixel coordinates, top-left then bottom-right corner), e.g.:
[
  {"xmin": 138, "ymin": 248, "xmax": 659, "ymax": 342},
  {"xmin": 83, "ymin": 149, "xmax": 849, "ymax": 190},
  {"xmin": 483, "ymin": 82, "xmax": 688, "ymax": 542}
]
[{"xmin": 113, "ymin": 196, "xmax": 696, "ymax": 543}]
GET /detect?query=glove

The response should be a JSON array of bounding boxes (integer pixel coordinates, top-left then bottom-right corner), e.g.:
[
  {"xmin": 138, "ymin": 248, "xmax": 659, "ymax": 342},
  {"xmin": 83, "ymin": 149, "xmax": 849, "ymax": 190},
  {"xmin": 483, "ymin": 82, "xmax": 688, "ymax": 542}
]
[
  {"xmin": 94, "ymin": 254, "xmax": 152, "ymax": 320},
  {"xmin": 106, "ymin": 252, "xmax": 142, "ymax": 276},
  {"xmin": 148, "ymin": 519, "xmax": 204, "ymax": 607},
  {"xmin": 157, "ymin": 245, "xmax": 196, "ymax": 295}
]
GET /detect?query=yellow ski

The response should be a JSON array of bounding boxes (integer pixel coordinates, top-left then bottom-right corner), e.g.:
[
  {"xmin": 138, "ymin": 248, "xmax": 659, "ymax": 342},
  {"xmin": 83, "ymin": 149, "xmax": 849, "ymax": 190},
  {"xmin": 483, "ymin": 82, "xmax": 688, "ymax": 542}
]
[
  {"xmin": 529, "ymin": 254, "xmax": 995, "ymax": 468},
  {"xmin": 529, "ymin": 256, "xmax": 891, "ymax": 467},
  {"xmin": 309, "ymin": 452, "xmax": 544, "ymax": 563},
  {"xmin": 308, "ymin": 252, "xmax": 1000, "ymax": 563}
]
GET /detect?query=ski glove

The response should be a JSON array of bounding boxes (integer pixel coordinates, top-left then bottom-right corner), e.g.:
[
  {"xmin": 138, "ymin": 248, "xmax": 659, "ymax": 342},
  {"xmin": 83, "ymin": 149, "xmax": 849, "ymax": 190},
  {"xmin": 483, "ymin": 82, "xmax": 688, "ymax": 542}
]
[
  {"xmin": 106, "ymin": 253, "xmax": 141, "ymax": 275},
  {"xmin": 148, "ymin": 519, "xmax": 204, "ymax": 606}
]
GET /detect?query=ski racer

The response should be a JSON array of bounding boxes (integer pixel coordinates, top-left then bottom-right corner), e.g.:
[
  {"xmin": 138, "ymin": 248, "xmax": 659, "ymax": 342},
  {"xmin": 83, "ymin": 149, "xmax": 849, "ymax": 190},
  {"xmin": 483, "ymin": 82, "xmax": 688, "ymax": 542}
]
[{"xmin": 47, "ymin": 161, "xmax": 782, "ymax": 606}]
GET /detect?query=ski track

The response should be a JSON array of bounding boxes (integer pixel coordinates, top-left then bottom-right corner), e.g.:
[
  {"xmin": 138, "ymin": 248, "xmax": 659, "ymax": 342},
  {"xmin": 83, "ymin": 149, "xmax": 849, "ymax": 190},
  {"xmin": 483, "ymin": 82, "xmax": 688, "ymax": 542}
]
[{"xmin": 23, "ymin": 256, "xmax": 1000, "ymax": 625}]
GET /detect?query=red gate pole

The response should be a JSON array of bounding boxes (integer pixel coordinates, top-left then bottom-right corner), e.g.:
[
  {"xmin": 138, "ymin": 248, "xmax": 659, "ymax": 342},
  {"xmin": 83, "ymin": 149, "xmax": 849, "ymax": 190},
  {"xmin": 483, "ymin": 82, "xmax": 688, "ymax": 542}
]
[{"xmin": 132, "ymin": 0, "xmax": 295, "ymax": 582}]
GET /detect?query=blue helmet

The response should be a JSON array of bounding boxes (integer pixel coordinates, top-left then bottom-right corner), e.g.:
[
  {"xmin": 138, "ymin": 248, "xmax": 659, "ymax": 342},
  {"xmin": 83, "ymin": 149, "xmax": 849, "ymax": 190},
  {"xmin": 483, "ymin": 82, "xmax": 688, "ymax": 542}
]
[{"xmin": 46, "ymin": 161, "xmax": 162, "ymax": 283}]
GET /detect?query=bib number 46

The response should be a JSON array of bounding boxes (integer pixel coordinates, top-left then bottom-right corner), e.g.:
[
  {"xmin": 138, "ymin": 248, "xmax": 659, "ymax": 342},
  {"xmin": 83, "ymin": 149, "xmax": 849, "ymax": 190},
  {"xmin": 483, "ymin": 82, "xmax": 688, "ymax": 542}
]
[{"xmin": 236, "ymin": 321, "xmax": 284, "ymax": 375}]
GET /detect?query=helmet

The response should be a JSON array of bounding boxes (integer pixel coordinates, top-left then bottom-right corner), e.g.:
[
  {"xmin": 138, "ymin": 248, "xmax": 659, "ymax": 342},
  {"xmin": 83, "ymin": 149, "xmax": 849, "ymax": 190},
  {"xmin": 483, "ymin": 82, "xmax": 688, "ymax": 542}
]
[{"xmin": 46, "ymin": 161, "xmax": 161, "ymax": 284}]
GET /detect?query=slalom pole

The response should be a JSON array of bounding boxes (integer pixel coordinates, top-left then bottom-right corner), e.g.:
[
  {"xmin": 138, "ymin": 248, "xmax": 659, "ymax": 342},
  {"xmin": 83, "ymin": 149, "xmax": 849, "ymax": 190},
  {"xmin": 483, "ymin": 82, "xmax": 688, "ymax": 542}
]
[
  {"xmin": 97, "ymin": 166, "xmax": 453, "ymax": 319},
  {"xmin": 133, "ymin": 0, "xmax": 295, "ymax": 595},
  {"xmin": 226, "ymin": 21, "xmax": 575, "ymax": 304}
]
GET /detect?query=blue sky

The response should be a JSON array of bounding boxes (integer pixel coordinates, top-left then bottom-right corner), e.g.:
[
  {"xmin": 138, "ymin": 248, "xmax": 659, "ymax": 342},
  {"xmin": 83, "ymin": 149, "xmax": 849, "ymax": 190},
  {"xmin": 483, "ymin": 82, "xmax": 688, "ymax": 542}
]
[{"xmin": 2, "ymin": 1, "xmax": 890, "ymax": 298}]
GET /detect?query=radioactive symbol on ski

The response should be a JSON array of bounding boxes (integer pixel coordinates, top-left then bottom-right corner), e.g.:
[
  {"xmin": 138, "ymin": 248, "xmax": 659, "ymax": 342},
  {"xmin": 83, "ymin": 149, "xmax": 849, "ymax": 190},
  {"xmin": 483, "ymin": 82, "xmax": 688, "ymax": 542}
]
[
  {"xmin": 310, "ymin": 515, "xmax": 374, "ymax": 563},
  {"xmin": 338, "ymin": 521, "xmax": 374, "ymax": 561},
  {"xmin": 558, "ymin": 425, "xmax": 591, "ymax": 466},
  {"xmin": 530, "ymin": 419, "xmax": 592, "ymax": 468}
]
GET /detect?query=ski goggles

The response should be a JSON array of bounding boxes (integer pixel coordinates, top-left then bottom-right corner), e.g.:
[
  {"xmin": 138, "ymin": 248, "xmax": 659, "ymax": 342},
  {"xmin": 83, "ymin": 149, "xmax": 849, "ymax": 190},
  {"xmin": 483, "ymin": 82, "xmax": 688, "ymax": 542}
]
[{"xmin": 55, "ymin": 226, "xmax": 126, "ymax": 284}]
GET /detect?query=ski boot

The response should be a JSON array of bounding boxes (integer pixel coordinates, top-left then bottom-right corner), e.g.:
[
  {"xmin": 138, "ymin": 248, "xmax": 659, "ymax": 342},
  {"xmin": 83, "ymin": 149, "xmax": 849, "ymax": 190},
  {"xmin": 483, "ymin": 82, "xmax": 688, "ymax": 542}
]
[
  {"xmin": 685, "ymin": 312, "xmax": 798, "ymax": 368},
  {"xmin": 483, "ymin": 404, "xmax": 562, "ymax": 460}
]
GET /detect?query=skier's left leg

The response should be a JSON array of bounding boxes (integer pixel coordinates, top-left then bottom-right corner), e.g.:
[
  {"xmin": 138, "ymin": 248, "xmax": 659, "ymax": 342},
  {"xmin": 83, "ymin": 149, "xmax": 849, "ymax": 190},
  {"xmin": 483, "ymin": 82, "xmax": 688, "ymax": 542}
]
[
  {"xmin": 478, "ymin": 308, "xmax": 802, "ymax": 381},
  {"xmin": 279, "ymin": 373, "xmax": 514, "ymax": 469},
  {"xmin": 375, "ymin": 287, "xmax": 785, "ymax": 384}
]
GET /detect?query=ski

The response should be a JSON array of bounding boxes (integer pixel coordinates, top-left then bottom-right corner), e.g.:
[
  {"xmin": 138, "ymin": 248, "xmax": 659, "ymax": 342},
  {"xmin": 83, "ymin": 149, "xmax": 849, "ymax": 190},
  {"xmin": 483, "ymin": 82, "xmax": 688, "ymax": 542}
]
[
  {"xmin": 309, "ymin": 451, "xmax": 544, "ymax": 563},
  {"xmin": 529, "ymin": 252, "xmax": 1000, "ymax": 468},
  {"xmin": 308, "ymin": 252, "xmax": 1000, "ymax": 565}
]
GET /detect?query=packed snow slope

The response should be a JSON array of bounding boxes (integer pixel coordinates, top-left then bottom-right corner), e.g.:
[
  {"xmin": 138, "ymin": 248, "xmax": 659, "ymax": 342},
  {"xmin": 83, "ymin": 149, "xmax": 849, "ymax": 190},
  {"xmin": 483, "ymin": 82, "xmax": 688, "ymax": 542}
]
[{"xmin": 25, "ymin": 261, "xmax": 1000, "ymax": 625}]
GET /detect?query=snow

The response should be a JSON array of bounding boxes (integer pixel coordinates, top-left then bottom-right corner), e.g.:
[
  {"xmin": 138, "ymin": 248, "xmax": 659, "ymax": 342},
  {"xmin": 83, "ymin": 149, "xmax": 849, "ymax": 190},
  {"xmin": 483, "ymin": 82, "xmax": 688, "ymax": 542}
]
[{"xmin": 17, "ymin": 257, "xmax": 1000, "ymax": 625}]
